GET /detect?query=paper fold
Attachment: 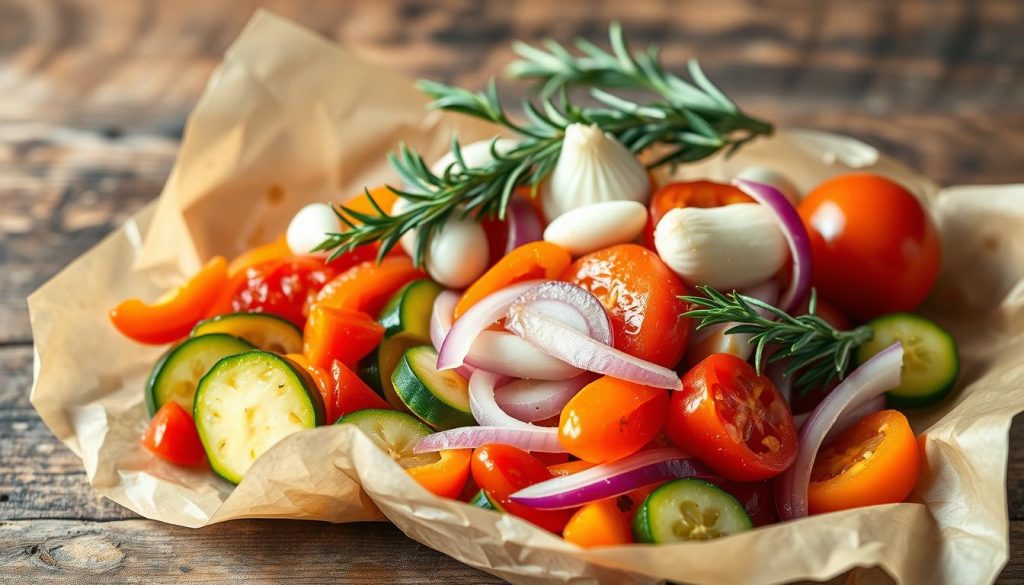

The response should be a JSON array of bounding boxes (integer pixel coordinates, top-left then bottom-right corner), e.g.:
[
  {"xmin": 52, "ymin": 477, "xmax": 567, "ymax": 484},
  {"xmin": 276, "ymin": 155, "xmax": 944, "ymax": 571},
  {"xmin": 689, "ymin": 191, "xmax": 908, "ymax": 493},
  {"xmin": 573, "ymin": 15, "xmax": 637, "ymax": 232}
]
[{"xmin": 29, "ymin": 11, "xmax": 1023, "ymax": 584}]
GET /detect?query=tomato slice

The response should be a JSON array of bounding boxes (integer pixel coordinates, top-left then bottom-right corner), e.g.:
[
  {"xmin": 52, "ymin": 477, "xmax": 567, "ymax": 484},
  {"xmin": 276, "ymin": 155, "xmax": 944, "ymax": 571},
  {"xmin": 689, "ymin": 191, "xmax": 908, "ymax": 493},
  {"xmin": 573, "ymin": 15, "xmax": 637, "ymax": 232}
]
[
  {"xmin": 563, "ymin": 244, "xmax": 690, "ymax": 368},
  {"xmin": 668, "ymin": 353, "xmax": 797, "ymax": 481},
  {"xmin": 562, "ymin": 486, "xmax": 653, "ymax": 547},
  {"xmin": 454, "ymin": 241, "xmax": 570, "ymax": 319},
  {"xmin": 141, "ymin": 402, "xmax": 206, "ymax": 466},
  {"xmin": 303, "ymin": 305, "xmax": 384, "ymax": 370},
  {"xmin": 808, "ymin": 409, "xmax": 920, "ymax": 514},
  {"xmin": 207, "ymin": 256, "xmax": 343, "ymax": 327},
  {"xmin": 558, "ymin": 376, "xmax": 669, "ymax": 463},
  {"xmin": 407, "ymin": 448, "xmax": 472, "ymax": 499},
  {"xmin": 471, "ymin": 444, "xmax": 573, "ymax": 533},
  {"xmin": 111, "ymin": 256, "xmax": 228, "ymax": 345},
  {"xmin": 315, "ymin": 256, "xmax": 425, "ymax": 317},
  {"xmin": 643, "ymin": 181, "xmax": 752, "ymax": 248},
  {"xmin": 329, "ymin": 360, "xmax": 391, "ymax": 418}
]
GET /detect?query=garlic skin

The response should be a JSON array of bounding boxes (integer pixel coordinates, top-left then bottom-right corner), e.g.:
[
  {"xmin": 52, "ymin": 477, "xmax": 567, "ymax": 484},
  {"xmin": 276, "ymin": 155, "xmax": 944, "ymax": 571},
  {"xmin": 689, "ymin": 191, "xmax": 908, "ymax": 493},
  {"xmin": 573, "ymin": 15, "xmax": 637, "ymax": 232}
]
[
  {"xmin": 543, "ymin": 201, "xmax": 647, "ymax": 256},
  {"xmin": 654, "ymin": 203, "xmax": 787, "ymax": 289},
  {"xmin": 424, "ymin": 215, "xmax": 490, "ymax": 288},
  {"xmin": 286, "ymin": 203, "xmax": 342, "ymax": 256},
  {"xmin": 735, "ymin": 166, "xmax": 800, "ymax": 205},
  {"xmin": 430, "ymin": 137, "xmax": 519, "ymax": 177},
  {"xmin": 541, "ymin": 123, "xmax": 650, "ymax": 221}
]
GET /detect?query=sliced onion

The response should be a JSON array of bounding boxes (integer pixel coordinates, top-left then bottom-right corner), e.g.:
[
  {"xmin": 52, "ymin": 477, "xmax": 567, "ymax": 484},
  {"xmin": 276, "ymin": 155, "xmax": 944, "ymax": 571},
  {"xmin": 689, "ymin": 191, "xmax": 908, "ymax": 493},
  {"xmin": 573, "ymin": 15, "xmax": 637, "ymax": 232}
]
[
  {"xmin": 466, "ymin": 331, "xmax": 582, "ymax": 380},
  {"xmin": 511, "ymin": 281, "xmax": 612, "ymax": 345},
  {"xmin": 495, "ymin": 375, "xmax": 595, "ymax": 422},
  {"xmin": 414, "ymin": 425, "xmax": 564, "ymax": 454},
  {"xmin": 509, "ymin": 448, "xmax": 716, "ymax": 509},
  {"xmin": 794, "ymin": 394, "xmax": 885, "ymax": 444},
  {"xmin": 505, "ymin": 196, "xmax": 544, "ymax": 254},
  {"xmin": 776, "ymin": 342, "xmax": 904, "ymax": 520},
  {"xmin": 506, "ymin": 306, "xmax": 682, "ymax": 390},
  {"xmin": 436, "ymin": 280, "xmax": 544, "ymax": 371},
  {"xmin": 733, "ymin": 179, "xmax": 812, "ymax": 313},
  {"xmin": 430, "ymin": 291, "xmax": 476, "ymax": 379}
]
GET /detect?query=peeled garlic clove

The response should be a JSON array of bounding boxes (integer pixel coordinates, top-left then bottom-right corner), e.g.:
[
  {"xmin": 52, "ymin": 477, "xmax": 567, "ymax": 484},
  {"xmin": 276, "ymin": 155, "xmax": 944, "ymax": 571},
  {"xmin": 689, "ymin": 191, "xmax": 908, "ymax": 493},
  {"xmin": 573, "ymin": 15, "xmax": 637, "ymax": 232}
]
[
  {"xmin": 286, "ymin": 203, "xmax": 342, "ymax": 256},
  {"xmin": 389, "ymin": 197, "xmax": 419, "ymax": 257},
  {"xmin": 425, "ymin": 216, "xmax": 490, "ymax": 288},
  {"xmin": 735, "ymin": 166, "xmax": 800, "ymax": 205},
  {"xmin": 541, "ymin": 123, "xmax": 650, "ymax": 221},
  {"xmin": 543, "ymin": 201, "xmax": 647, "ymax": 256},
  {"xmin": 430, "ymin": 138, "xmax": 519, "ymax": 177},
  {"xmin": 654, "ymin": 203, "xmax": 787, "ymax": 289}
]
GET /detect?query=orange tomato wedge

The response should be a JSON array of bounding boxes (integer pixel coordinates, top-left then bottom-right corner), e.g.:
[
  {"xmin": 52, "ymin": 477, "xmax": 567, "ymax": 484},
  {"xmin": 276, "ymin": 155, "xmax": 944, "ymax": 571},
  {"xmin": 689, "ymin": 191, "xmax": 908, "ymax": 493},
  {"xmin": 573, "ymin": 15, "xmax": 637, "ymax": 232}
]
[
  {"xmin": 454, "ymin": 241, "xmax": 571, "ymax": 319},
  {"xmin": 808, "ymin": 409, "xmax": 920, "ymax": 514},
  {"xmin": 303, "ymin": 305, "xmax": 384, "ymax": 370},
  {"xmin": 407, "ymin": 448, "xmax": 472, "ymax": 499},
  {"xmin": 315, "ymin": 256, "xmax": 425, "ymax": 317},
  {"xmin": 562, "ymin": 486, "xmax": 653, "ymax": 547},
  {"xmin": 110, "ymin": 256, "xmax": 228, "ymax": 345}
]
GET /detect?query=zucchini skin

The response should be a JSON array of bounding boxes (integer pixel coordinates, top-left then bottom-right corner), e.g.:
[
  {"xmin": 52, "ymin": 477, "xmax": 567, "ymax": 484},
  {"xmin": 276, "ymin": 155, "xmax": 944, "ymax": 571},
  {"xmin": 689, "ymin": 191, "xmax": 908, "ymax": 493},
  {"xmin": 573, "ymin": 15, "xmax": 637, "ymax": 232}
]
[
  {"xmin": 145, "ymin": 333, "xmax": 254, "ymax": 417},
  {"xmin": 391, "ymin": 346, "xmax": 475, "ymax": 430}
]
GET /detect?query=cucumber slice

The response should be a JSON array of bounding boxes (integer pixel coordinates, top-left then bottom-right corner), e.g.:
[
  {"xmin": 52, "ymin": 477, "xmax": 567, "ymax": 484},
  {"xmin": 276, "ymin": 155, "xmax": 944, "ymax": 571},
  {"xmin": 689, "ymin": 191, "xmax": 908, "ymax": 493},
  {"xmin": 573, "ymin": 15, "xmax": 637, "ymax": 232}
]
[
  {"xmin": 191, "ymin": 313, "xmax": 302, "ymax": 354},
  {"xmin": 633, "ymin": 479, "xmax": 752, "ymax": 543},
  {"xmin": 392, "ymin": 345, "xmax": 475, "ymax": 430},
  {"xmin": 378, "ymin": 279, "xmax": 443, "ymax": 340},
  {"xmin": 193, "ymin": 351, "xmax": 325, "ymax": 484},
  {"xmin": 336, "ymin": 409, "xmax": 440, "ymax": 469},
  {"xmin": 146, "ymin": 333, "xmax": 254, "ymax": 416},
  {"xmin": 358, "ymin": 332, "xmax": 424, "ymax": 411},
  {"xmin": 857, "ymin": 313, "xmax": 959, "ymax": 409},
  {"xmin": 469, "ymin": 490, "xmax": 503, "ymax": 511}
]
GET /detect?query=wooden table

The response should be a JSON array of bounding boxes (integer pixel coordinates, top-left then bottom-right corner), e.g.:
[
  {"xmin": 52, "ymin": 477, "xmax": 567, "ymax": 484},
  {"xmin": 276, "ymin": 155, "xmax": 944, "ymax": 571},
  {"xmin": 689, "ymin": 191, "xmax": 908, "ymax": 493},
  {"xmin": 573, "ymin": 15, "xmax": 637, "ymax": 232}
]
[{"xmin": 2, "ymin": 1, "xmax": 1022, "ymax": 582}]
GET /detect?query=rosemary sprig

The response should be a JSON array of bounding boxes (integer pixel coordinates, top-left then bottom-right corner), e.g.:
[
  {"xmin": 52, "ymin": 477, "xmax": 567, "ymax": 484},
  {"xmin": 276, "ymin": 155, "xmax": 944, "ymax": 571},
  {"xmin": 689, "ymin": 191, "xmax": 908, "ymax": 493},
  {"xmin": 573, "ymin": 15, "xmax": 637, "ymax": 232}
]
[
  {"xmin": 682, "ymin": 286, "xmax": 874, "ymax": 393},
  {"xmin": 315, "ymin": 24, "xmax": 773, "ymax": 265}
]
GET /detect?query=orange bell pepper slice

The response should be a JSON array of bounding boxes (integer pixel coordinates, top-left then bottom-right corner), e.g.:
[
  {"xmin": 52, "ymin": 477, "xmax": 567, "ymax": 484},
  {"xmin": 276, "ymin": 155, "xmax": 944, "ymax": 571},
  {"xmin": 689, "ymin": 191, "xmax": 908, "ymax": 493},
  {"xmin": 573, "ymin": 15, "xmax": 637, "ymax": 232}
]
[
  {"xmin": 315, "ymin": 256, "xmax": 424, "ymax": 317},
  {"xmin": 454, "ymin": 241, "xmax": 571, "ymax": 319},
  {"xmin": 227, "ymin": 234, "xmax": 291, "ymax": 276},
  {"xmin": 110, "ymin": 256, "xmax": 228, "ymax": 345},
  {"xmin": 407, "ymin": 448, "xmax": 472, "ymax": 499},
  {"xmin": 303, "ymin": 305, "xmax": 384, "ymax": 370},
  {"xmin": 341, "ymin": 185, "xmax": 400, "ymax": 223}
]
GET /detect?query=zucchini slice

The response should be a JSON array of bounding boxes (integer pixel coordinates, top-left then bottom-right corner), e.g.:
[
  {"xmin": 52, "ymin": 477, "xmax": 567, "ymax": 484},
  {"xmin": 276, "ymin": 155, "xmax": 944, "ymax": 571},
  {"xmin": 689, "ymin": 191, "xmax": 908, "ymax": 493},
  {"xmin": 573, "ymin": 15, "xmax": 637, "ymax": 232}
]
[
  {"xmin": 857, "ymin": 313, "xmax": 959, "ymax": 409},
  {"xmin": 469, "ymin": 490, "xmax": 503, "ymax": 511},
  {"xmin": 336, "ymin": 409, "xmax": 440, "ymax": 469},
  {"xmin": 146, "ymin": 333, "xmax": 254, "ymax": 416},
  {"xmin": 193, "ymin": 351, "xmax": 325, "ymax": 484},
  {"xmin": 392, "ymin": 345, "xmax": 475, "ymax": 430},
  {"xmin": 378, "ymin": 279, "xmax": 443, "ymax": 340},
  {"xmin": 632, "ymin": 479, "xmax": 752, "ymax": 543},
  {"xmin": 358, "ymin": 332, "xmax": 424, "ymax": 411},
  {"xmin": 191, "ymin": 313, "xmax": 302, "ymax": 354}
]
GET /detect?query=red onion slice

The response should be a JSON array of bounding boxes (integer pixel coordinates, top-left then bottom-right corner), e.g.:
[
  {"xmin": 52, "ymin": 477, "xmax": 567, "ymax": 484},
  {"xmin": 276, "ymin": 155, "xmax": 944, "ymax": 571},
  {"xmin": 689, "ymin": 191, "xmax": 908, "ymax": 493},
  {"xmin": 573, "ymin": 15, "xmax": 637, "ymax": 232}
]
[
  {"xmin": 430, "ymin": 291, "xmax": 476, "ymax": 379},
  {"xmin": 495, "ymin": 375, "xmax": 595, "ymax": 422},
  {"xmin": 414, "ymin": 425, "xmax": 564, "ymax": 454},
  {"xmin": 436, "ymin": 280, "xmax": 544, "ymax": 371},
  {"xmin": 776, "ymin": 342, "xmax": 904, "ymax": 520},
  {"xmin": 466, "ymin": 332, "xmax": 583, "ymax": 380},
  {"xmin": 505, "ymin": 196, "xmax": 544, "ymax": 254},
  {"xmin": 506, "ymin": 306, "xmax": 682, "ymax": 390},
  {"xmin": 733, "ymin": 179, "xmax": 812, "ymax": 313},
  {"xmin": 509, "ymin": 448, "xmax": 716, "ymax": 509},
  {"xmin": 511, "ymin": 281, "xmax": 613, "ymax": 345},
  {"xmin": 794, "ymin": 394, "xmax": 885, "ymax": 444}
]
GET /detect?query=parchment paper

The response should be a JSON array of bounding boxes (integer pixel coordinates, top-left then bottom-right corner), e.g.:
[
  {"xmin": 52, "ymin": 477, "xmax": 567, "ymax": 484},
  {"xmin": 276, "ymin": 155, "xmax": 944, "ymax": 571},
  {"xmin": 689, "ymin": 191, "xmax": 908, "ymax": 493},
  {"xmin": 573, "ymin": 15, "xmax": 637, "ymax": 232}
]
[{"xmin": 28, "ymin": 10, "xmax": 1024, "ymax": 584}]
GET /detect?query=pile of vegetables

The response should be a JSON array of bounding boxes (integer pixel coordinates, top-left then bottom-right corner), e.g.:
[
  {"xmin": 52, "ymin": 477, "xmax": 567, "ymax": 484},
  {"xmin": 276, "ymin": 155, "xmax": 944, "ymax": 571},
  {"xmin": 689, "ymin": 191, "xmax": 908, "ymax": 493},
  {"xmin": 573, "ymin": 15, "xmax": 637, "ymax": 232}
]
[{"xmin": 112, "ymin": 25, "xmax": 958, "ymax": 547}]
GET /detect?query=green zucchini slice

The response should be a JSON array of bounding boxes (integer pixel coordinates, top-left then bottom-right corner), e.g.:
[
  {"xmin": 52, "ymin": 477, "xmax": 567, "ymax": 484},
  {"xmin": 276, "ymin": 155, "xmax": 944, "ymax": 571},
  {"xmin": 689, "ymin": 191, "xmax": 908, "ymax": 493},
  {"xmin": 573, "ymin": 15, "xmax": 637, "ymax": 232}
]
[
  {"xmin": 391, "ymin": 345, "xmax": 475, "ymax": 430},
  {"xmin": 146, "ymin": 333, "xmax": 254, "ymax": 416},
  {"xmin": 191, "ymin": 312, "xmax": 302, "ymax": 354},
  {"xmin": 336, "ymin": 409, "xmax": 440, "ymax": 469},
  {"xmin": 632, "ymin": 479, "xmax": 752, "ymax": 543}
]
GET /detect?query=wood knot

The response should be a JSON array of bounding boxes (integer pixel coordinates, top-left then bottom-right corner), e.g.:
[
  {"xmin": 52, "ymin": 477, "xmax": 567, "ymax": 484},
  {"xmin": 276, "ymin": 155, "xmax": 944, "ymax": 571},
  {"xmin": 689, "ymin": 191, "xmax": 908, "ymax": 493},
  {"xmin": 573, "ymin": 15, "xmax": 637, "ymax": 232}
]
[{"xmin": 31, "ymin": 532, "xmax": 125, "ymax": 574}]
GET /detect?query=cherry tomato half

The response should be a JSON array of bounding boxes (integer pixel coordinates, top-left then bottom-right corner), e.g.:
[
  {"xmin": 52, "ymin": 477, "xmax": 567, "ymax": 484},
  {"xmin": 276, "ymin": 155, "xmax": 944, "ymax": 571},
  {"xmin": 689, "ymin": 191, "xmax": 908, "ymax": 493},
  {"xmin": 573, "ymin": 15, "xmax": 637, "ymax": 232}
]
[
  {"xmin": 470, "ymin": 444, "xmax": 572, "ymax": 533},
  {"xmin": 798, "ymin": 173, "xmax": 941, "ymax": 321},
  {"xmin": 558, "ymin": 376, "xmax": 669, "ymax": 463},
  {"xmin": 141, "ymin": 402, "xmax": 205, "ymax": 466},
  {"xmin": 208, "ymin": 256, "xmax": 342, "ymax": 327},
  {"xmin": 808, "ymin": 409, "xmax": 920, "ymax": 514},
  {"xmin": 668, "ymin": 353, "xmax": 797, "ymax": 481},
  {"xmin": 563, "ymin": 244, "xmax": 690, "ymax": 368},
  {"xmin": 643, "ymin": 181, "xmax": 752, "ymax": 248}
]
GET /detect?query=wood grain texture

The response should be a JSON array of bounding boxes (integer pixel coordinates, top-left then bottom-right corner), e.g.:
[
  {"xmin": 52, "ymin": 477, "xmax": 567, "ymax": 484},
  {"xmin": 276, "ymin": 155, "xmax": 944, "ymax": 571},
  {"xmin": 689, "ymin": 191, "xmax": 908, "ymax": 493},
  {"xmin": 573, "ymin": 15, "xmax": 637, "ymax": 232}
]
[{"xmin": 1, "ymin": 0, "xmax": 1023, "ymax": 583}]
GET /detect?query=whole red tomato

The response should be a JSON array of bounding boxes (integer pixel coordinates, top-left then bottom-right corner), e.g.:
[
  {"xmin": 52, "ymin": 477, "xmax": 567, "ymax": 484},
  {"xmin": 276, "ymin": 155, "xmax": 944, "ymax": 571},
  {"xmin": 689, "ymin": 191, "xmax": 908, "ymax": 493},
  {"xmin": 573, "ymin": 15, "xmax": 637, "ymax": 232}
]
[
  {"xmin": 668, "ymin": 353, "xmax": 797, "ymax": 481},
  {"xmin": 797, "ymin": 174, "xmax": 941, "ymax": 321},
  {"xmin": 562, "ymin": 244, "xmax": 690, "ymax": 368}
]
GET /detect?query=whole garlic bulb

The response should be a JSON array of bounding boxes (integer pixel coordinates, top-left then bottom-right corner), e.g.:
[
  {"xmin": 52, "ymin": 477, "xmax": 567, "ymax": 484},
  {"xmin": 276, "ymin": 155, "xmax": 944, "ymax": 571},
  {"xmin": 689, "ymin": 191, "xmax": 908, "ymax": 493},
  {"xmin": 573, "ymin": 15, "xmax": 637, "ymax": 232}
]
[
  {"xmin": 286, "ymin": 203, "xmax": 342, "ymax": 256},
  {"xmin": 424, "ymin": 215, "xmax": 490, "ymax": 288},
  {"xmin": 541, "ymin": 123, "xmax": 650, "ymax": 221},
  {"xmin": 430, "ymin": 137, "xmax": 519, "ymax": 177},
  {"xmin": 654, "ymin": 203, "xmax": 787, "ymax": 289}
]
